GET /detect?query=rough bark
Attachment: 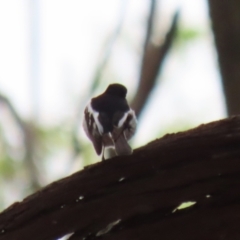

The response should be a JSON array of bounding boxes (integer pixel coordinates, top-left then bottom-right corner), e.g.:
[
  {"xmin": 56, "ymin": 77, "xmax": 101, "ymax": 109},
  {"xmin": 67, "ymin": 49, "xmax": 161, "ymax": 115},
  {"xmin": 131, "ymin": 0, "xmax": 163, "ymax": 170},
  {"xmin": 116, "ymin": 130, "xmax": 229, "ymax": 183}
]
[
  {"xmin": 208, "ymin": 0, "xmax": 240, "ymax": 115},
  {"xmin": 1, "ymin": 116, "xmax": 240, "ymax": 240}
]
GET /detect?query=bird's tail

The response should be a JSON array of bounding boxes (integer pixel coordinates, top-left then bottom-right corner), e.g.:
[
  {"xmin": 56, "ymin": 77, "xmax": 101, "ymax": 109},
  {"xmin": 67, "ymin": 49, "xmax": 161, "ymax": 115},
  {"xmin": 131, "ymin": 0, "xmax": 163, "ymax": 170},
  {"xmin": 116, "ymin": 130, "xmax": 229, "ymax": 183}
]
[{"xmin": 113, "ymin": 130, "xmax": 132, "ymax": 156}]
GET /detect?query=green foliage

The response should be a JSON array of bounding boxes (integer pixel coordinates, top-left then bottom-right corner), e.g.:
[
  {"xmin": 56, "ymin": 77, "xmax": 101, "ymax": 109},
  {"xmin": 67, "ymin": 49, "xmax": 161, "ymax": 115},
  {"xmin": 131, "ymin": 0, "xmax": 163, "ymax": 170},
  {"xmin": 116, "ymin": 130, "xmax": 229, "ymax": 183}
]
[
  {"xmin": 0, "ymin": 127, "xmax": 21, "ymax": 179},
  {"xmin": 175, "ymin": 26, "xmax": 203, "ymax": 46},
  {"xmin": 36, "ymin": 124, "xmax": 71, "ymax": 154},
  {"xmin": 0, "ymin": 156, "xmax": 17, "ymax": 178}
]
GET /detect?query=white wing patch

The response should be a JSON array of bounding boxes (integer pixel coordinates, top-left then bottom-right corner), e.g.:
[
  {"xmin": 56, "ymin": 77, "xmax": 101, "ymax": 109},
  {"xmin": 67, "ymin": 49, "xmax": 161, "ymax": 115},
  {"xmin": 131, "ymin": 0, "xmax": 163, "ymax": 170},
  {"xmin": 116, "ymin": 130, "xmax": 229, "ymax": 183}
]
[
  {"xmin": 82, "ymin": 112, "xmax": 91, "ymax": 139},
  {"xmin": 117, "ymin": 112, "xmax": 128, "ymax": 128},
  {"xmin": 117, "ymin": 109, "xmax": 136, "ymax": 128},
  {"xmin": 123, "ymin": 109, "xmax": 137, "ymax": 140},
  {"xmin": 87, "ymin": 103, "xmax": 104, "ymax": 134},
  {"xmin": 83, "ymin": 104, "xmax": 103, "ymax": 155}
]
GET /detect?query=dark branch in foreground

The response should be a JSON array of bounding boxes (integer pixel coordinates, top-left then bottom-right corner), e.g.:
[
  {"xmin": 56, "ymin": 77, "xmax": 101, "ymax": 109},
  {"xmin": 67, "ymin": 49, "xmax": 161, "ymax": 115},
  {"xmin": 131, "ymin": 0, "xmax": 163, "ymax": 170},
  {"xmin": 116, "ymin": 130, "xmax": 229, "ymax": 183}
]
[{"xmin": 1, "ymin": 116, "xmax": 240, "ymax": 239}]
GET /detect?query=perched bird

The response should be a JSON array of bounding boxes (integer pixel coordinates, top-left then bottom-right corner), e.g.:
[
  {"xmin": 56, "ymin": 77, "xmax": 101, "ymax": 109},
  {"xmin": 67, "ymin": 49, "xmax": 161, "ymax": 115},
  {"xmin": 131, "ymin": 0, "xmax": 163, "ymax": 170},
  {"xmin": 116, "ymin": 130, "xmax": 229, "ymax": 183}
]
[{"xmin": 83, "ymin": 83, "xmax": 137, "ymax": 159}]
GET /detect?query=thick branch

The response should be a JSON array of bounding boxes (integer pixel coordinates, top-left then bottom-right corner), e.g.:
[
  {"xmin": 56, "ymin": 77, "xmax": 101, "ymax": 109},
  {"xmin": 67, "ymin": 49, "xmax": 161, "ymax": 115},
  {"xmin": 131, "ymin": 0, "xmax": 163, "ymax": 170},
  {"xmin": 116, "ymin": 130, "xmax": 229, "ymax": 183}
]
[
  {"xmin": 1, "ymin": 116, "xmax": 240, "ymax": 239},
  {"xmin": 208, "ymin": 0, "xmax": 240, "ymax": 115}
]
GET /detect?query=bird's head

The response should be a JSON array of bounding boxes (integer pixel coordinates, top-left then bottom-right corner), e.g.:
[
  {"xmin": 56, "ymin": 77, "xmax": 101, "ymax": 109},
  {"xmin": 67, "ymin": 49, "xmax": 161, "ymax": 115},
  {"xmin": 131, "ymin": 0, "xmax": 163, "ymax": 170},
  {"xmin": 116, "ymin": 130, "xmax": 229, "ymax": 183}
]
[{"xmin": 105, "ymin": 84, "xmax": 127, "ymax": 98}]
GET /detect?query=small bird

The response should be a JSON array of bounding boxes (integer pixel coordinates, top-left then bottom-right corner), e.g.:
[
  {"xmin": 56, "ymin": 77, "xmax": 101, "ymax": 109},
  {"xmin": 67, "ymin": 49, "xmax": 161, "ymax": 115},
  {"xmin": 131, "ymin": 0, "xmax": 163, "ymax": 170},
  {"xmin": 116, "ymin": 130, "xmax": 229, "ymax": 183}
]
[{"xmin": 83, "ymin": 83, "xmax": 137, "ymax": 159}]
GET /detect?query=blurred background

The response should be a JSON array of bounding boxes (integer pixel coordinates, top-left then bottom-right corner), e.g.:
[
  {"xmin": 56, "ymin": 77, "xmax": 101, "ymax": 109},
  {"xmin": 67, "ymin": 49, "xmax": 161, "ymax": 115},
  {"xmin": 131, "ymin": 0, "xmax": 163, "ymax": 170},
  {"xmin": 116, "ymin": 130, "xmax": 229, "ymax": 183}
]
[{"xmin": 0, "ymin": 0, "xmax": 238, "ymax": 210}]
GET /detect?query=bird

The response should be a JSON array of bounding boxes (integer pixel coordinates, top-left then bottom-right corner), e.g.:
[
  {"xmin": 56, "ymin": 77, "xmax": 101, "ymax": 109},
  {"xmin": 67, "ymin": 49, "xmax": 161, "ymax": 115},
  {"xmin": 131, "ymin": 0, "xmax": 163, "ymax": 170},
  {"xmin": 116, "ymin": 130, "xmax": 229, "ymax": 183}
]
[{"xmin": 83, "ymin": 83, "xmax": 137, "ymax": 160}]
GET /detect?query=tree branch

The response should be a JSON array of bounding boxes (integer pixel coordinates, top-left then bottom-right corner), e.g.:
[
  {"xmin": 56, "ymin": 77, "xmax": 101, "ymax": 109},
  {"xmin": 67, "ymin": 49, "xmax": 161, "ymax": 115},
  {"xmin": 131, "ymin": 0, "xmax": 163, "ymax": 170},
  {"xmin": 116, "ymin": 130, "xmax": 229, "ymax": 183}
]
[
  {"xmin": 208, "ymin": 0, "xmax": 240, "ymax": 115},
  {"xmin": 131, "ymin": 11, "xmax": 179, "ymax": 118},
  {"xmin": 0, "ymin": 93, "xmax": 41, "ymax": 190},
  {"xmin": 0, "ymin": 116, "xmax": 240, "ymax": 239}
]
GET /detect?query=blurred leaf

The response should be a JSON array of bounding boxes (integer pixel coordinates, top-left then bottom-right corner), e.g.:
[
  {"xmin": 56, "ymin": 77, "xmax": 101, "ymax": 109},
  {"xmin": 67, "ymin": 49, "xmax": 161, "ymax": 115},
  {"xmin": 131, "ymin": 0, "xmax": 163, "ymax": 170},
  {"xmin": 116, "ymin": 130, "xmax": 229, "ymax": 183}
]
[
  {"xmin": 175, "ymin": 27, "xmax": 203, "ymax": 46},
  {"xmin": 36, "ymin": 124, "xmax": 71, "ymax": 154},
  {"xmin": 0, "ymin": 156, "xmax": 18, "ymax": 178}
]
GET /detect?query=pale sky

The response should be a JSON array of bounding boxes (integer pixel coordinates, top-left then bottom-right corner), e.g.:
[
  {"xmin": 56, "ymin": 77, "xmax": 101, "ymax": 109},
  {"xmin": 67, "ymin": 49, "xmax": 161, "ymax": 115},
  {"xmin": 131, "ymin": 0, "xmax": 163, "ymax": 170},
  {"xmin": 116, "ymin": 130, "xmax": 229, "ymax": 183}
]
[{"xmin": 0, "ymin": 0, "xmax": 226, "ymax": 147}]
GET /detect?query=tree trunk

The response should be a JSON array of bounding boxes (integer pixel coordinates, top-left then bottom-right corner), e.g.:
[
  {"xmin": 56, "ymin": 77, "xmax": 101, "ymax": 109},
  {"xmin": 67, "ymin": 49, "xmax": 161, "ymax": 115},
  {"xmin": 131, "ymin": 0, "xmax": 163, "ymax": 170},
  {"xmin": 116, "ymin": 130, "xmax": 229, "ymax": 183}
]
[
  {"xmin": 1, "ymin": 116, "xmax": 240, "ymax": 239},
  {"xmin": 208, "ymin": 0, "xmax": 240, "ymax": 115}
]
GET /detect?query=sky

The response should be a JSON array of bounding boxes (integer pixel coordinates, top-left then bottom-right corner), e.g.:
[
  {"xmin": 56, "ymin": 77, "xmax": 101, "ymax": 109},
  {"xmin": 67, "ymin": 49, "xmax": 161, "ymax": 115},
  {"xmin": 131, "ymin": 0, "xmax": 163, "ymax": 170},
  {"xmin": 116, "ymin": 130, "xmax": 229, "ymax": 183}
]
[{"xmin": 0, "ymin": 0, "xmax": 226, "ymax": 146}]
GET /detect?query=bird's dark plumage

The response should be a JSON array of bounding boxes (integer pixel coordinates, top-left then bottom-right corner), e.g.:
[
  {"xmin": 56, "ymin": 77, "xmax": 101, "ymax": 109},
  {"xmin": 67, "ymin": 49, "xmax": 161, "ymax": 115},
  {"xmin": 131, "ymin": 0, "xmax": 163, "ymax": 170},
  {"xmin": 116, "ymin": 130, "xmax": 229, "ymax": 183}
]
[{"xmin": 83, "ymin": 83, "xmax": 137, "ymax": 159}]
